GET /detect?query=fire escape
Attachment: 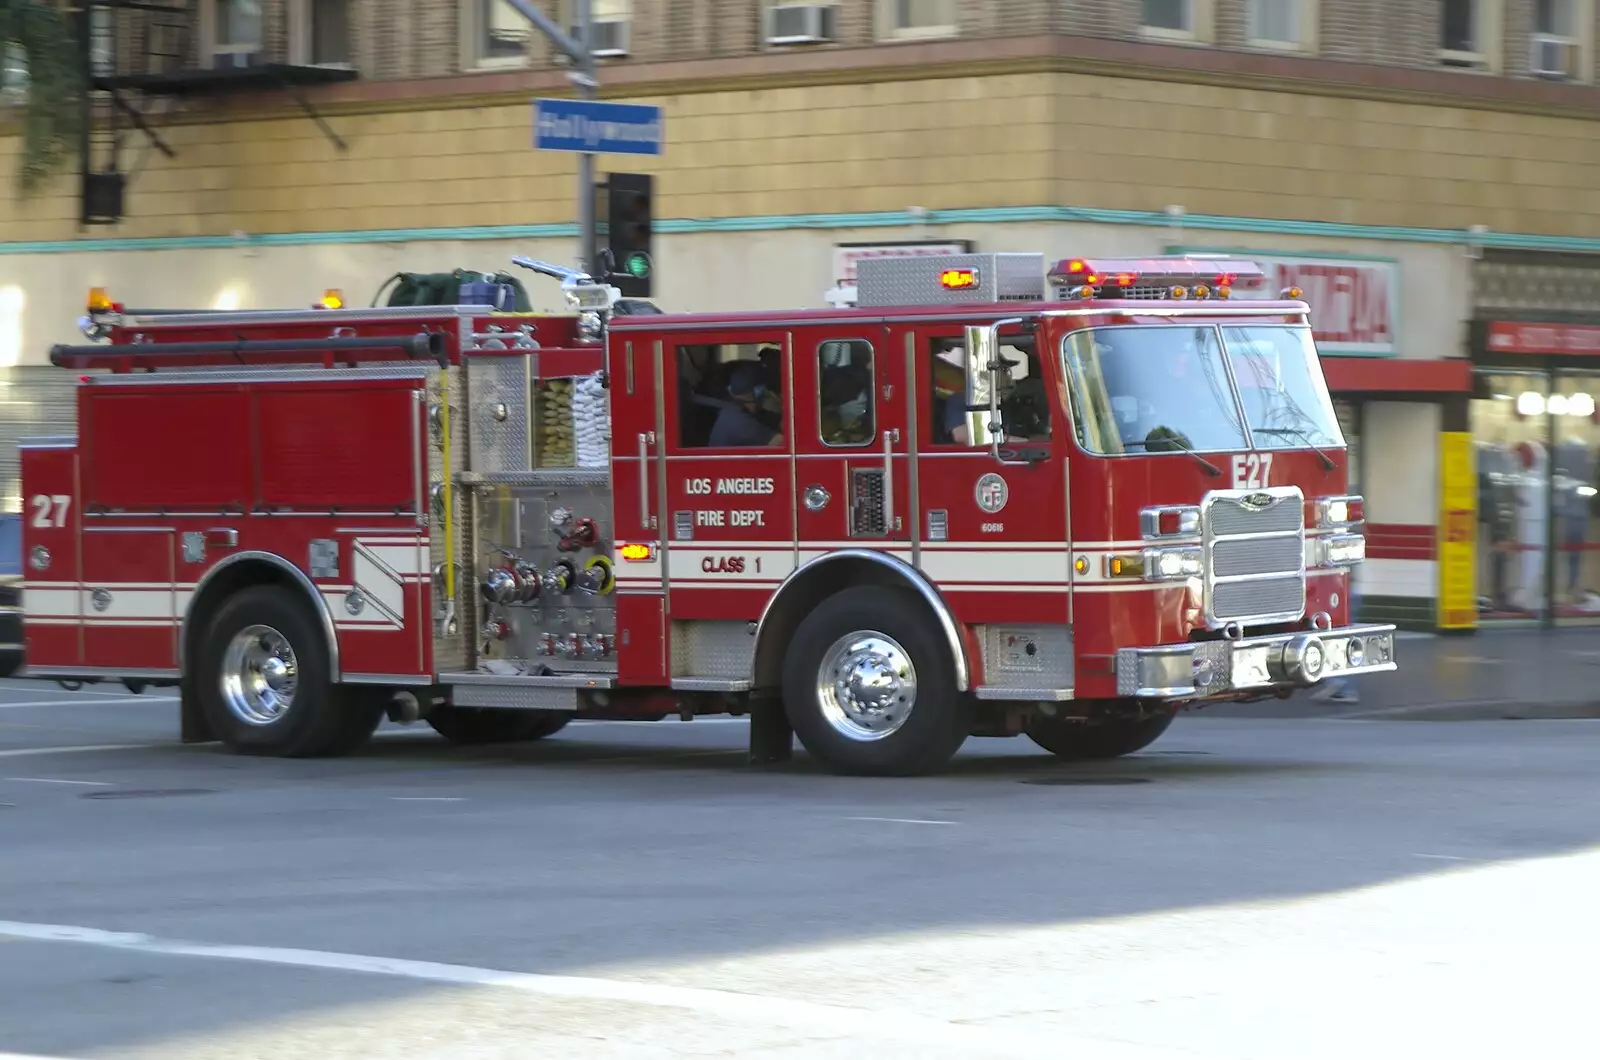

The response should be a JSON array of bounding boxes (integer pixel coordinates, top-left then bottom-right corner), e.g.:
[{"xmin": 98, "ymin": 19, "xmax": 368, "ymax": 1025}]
[{"xmin": 72, "ymin": 0, "xmax": 359, "ymax": 227}]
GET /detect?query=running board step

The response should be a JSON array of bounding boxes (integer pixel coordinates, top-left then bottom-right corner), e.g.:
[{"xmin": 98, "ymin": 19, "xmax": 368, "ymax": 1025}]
[{"xmin": 440, "ymin": 671, "xmax": 615, "ymax": 712}]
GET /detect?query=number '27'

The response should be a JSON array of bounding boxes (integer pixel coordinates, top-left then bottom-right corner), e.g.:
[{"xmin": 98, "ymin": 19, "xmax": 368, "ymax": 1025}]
[{"xmin": 29, "ymin": 494, "xmax": 71, "ymax": 529}]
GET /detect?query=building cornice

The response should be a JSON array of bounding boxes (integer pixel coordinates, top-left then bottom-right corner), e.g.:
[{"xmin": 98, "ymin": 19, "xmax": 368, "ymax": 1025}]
[{"xmin": 9, "ymin": 32, "xmax": 1600, "ymax": 134}]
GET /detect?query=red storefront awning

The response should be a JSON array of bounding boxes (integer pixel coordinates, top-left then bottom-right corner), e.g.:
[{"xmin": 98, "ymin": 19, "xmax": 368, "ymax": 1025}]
[{"xmin": 1320, "ymin": 357, "xmax": 1472, "ymax": 394}]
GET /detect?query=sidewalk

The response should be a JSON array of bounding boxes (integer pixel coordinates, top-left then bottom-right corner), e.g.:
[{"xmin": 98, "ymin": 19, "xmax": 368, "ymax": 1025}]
[{"xmin": 1204, "ymin": 628, "xmax": 1600, "ymax": 721}]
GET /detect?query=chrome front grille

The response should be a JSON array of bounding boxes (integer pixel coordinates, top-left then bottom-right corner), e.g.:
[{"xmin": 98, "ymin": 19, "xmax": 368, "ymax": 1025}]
[{"xmin": 1202, "ymin": 487, "xmax": 1306, "ymax": 626}]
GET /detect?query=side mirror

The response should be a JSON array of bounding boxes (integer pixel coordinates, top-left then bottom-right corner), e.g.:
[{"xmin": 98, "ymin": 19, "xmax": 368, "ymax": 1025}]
[{"xmin": 962, "ymin": 324, "xmax": 1002, "ymax": 451}]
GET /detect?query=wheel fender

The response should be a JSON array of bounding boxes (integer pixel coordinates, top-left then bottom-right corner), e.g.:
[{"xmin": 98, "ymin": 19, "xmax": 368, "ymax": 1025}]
[
  {"xmin": 751, "ymin": 549, "xmax": 969, "ymax": 692},
  {"xmin": 180, "ymin": 551, "xmax": 342, "ymax": 681}
]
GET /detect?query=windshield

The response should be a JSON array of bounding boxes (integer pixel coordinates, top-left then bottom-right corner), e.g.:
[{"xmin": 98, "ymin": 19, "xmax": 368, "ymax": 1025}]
[{"xmin": 1060, "ymin": 324, "xmax": 1344, "ymax": 456}]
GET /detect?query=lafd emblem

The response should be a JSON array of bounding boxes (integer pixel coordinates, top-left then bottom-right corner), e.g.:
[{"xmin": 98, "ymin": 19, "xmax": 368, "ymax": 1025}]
[{"xmin": 975, "ymin": 473, "xmax": 1009, "ymax": 514}]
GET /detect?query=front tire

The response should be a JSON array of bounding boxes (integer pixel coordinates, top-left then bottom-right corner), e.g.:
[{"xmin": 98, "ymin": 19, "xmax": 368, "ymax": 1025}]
[
  {"xmin": 1026, "ymin": 710, "xmax": 1174, "ymax": 760},
  {"xmin": 427, "ymin": 708, "xmax": 570, "ymax": 745},
  {"xmin": 196, "ymin": 585, "xmax": 376, "ymax": 757},
  {"xmin": 782, "ymin": 586, "xmax": 970, "ymax": 777}
]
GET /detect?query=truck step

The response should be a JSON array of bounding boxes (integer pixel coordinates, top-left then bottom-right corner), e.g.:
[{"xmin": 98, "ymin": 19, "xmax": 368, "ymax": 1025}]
[{"xmin": 439, "ymin": 671, "xmax": 615, "ymax": 712}]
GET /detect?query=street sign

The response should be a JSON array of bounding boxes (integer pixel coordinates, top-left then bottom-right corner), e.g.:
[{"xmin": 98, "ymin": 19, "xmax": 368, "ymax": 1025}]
[{"xmin": 533, "ymin": 98, "xmax": 664, "ymax": 157}]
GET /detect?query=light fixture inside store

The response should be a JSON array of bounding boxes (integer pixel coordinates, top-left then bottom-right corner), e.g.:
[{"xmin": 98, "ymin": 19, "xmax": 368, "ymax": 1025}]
[
  {"xmin": 1572, "ymin": 393, "xmax": 1596, "ymax": 418},
  {"xmin": 1549, "ymin": 394, "xmax": 1570, "ymax": 416},
  {"xmin": 1517, "ymin": 391, "xmax": 1545, "ymax": 416}
]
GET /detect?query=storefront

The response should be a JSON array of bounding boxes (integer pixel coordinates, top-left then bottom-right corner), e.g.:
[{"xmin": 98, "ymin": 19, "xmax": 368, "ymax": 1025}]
[
  {"xmin": 1467, "ymin": 251, "xmax": 1600, "ymax": 627},
  {"xmin": 1468, "ymin": 319, "xmax": 1600, "ymax": 626}
]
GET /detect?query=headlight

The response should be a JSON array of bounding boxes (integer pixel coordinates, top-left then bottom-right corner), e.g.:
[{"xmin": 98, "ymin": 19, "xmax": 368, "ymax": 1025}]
[
  {"xmin": 1315, "ymin": 495, "xmax": 1364, "ymax": 527},
  {"xmin": 1321, "ymin": 534, "xmax": 1365, "ymax": 566},
  {"xmin": 1143, "ymin": 545, "xmax": 1203, "ymax": 581}
]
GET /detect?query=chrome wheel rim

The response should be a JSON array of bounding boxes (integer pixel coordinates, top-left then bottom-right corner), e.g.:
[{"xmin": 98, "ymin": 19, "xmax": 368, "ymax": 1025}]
[
  {"xmin": 221, "ymin": 624, "xmax": 299, "ymax": 726},
  {"xmin": 816, "ymin": 631, "xmax": 917, "ymax": 742}
]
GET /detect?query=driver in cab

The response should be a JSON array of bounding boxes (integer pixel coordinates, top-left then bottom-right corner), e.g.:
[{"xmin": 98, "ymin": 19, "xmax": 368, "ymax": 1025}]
[
  {"xmin": 935, "ymin": 345, "xmax": 1048, "ymax": 446},
  {"xmin": 710, "ymin": 362, "xmax": 785, "ymax": 448}
]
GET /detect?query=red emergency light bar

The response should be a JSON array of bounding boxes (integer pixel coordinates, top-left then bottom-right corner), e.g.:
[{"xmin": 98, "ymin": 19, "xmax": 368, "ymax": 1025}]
[{"xmin": 1047, "ymin": 257, "xmax": 1270, "ymax": 298}]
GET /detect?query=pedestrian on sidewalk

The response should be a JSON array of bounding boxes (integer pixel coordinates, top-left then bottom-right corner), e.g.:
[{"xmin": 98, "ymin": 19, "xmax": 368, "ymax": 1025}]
[{"xmin": 1313, "ymin": 577, "xmax": 1361, "ymax": 705}]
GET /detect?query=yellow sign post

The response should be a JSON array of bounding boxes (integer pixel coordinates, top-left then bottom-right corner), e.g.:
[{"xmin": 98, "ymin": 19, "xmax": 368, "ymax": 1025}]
[{"xmin": 1437, "ymin": 431, "xmax": 1478, "ymax": 630}]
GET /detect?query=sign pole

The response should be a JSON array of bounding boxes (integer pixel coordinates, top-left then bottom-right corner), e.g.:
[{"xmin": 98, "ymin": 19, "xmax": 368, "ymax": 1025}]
[{"xmin": 574, "ymin": 0, "xmax": 597, "ymax": 274}]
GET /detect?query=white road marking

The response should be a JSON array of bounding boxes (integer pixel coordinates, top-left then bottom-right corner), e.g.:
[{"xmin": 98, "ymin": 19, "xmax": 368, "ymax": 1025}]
[
  {"xmin": 1414, "ymin": 853, "xmax": 1471, "ymax": 861},
  {"xmin": 0, "ymin": 920, "xmax": 1190, "ymax": 1059},
  {"xmin": 0, "ymin": 743, "xmax": 167, "ymax": 759},
  {"xmin": 844, "ymin": 816, "xmax": 958, "ymax": 826},
  {"xmin": 4, "ymin": 777, "xmax": 113, "ymax": 787},
  {"xmin": 0, "ymin": 1052, "xmax": 79, "ymax": 1059},
  {"xmin": 0, "ymin": 696, "xmax": 177, "ymax": 710},
  {"xmin": 389, "ymin": 797, "xmax": 466, "ymax": 802},
  {"xmin": 572, "ymin": 717, "xmax": 751, "ymax": 726},
  {"xmin": 0, "ymin": 683, "xmax": 174, "ymax": 698}
]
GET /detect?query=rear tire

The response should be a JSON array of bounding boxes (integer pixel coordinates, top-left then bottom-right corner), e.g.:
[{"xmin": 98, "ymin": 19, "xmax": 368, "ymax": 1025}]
[
  {"xmin": 1026, "ymin": 710, "xmax": 1174, "ymax": 760},
  {"xmin": 782, "ymin": 586, "xmax": 969, "ymax": 777},
  {"xmin": 427, "ymin": 708, "xmax": 570, "ymax": 745},
  {"xmin": 195, "ymin": 585, "xmax": 360, "ymax": 757}
]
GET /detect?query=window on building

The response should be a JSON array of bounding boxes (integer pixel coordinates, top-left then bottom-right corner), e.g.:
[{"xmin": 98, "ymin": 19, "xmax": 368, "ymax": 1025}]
[
  {"xmin": 676, "ymin": 343, "xmax": 786, "ymax": 450},
  {"xmin": 289, "ymin": 0, "xmax": 351, "ymax": 66},
  {"xmin": 213, "ymin": 0, "xmax": 265, "ymax": 52},
  {"xmin": 1440, "ymin": 0, "xmax": 1497, "ymax": 65},
  {"xmin": 882, "ymin": 0, "xmax": 957, "ymax": 39},
  {"xmin": 1, "ymin": 45, "xmax": 27, "ymax": 105},
  {"xmin": 818, "ymin": 340, "xmax": 875, "ymax": 448},
  {"xmin": 1531, "ymin": 0, "xmax": 1583, "ymax": 79},
  {"xmin": 1143, "ymin": 0, "xmax": 1193, "ymax": 33},
  {"xmin": 466, "ymin": 0, "xmax": 533, "ymax": 68},
  {"xmin": 1248, "ymin": 0, "xmax": 1312, "ymax": 48}
]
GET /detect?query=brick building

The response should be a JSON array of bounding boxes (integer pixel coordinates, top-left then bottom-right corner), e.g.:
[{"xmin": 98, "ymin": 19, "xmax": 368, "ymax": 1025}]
[{"xmin": 5, "ymin": 0, "xmax": 1600, "ymax": 630}]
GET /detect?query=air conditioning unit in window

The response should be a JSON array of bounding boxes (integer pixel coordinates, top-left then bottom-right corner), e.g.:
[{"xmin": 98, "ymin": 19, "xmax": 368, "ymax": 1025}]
[
  {"xmin": 582, "ymin": 17, "xmax": 630, "ymax": 57},
  {"xmin": 1530, "ymin": 34, "xmax": 1579, "ymax": 79},
  {"xmin": 769, "ymin": 4, "xmax": 836, "ymax": 45},
  {"xmin": 210, "ymin": 44, "xmax": 263, "ymax": 71}
]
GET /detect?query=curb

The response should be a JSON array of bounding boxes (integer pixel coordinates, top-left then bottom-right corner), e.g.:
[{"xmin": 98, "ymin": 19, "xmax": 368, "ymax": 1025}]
[{"xmin": 1334, "ymin": 699, "xmax": 1600, "ymax": 721}]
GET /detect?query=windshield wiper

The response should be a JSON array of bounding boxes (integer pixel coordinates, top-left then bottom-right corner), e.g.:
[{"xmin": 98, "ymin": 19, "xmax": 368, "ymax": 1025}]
[
  {"xmin": 1125, "ymin": 437, "xmax": 1222, "ymax": 477},
  {"xmin": 1252, "ymin": 427, "xmax": 1336, "ymax": 471}
]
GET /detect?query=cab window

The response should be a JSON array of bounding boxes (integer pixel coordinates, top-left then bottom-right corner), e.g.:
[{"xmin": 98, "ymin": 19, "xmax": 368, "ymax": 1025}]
[
  {"xmin": 675, "ymin": 341, "xmax": 785, "ymax": 449},
  {"xmin": 818, "ymin": 339, "xmax": 875, "ymax": 447},
  {"xmin": 927, "ymin": 336, "xmax": 1051, "ymax": 446}
]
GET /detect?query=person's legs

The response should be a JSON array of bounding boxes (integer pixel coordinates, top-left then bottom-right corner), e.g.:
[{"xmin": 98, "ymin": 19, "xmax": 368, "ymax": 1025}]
[{"xmin": 1313, "ymin": 578, "xmax": 1361, "ymax": 703}]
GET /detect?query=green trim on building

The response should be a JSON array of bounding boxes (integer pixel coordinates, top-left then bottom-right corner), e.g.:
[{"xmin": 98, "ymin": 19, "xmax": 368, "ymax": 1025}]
[{"xmin": 2, "ymin": 203, "xmax": 1598, "ymax": 256}]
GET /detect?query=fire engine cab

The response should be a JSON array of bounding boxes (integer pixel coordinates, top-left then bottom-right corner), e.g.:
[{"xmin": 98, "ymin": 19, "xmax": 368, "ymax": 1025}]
[{"xmin": 16, "ymin": 252, "xmax": 1395, "ymax": 776}]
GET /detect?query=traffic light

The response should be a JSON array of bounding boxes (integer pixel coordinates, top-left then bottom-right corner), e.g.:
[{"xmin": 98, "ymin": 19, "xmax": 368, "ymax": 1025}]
[{"xmin": 604, "ymin": 172, "xmax": 653, "ymax": 297}]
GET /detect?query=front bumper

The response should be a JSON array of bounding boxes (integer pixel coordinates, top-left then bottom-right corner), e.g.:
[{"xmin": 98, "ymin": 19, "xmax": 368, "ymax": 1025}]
[{"xmin": 1116, "ymin": 624, "xmax": 1397, "ymax": 700}]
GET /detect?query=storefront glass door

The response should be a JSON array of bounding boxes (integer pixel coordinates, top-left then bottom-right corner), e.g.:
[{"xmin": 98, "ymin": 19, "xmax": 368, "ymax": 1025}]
[
  {"xmin": 1548, "ymin": 372, "xmax": 1600, "ymax": 625},
  {"xmin": 1470, "ymin": 372, "xmax": 1550, "ymax": 624}
]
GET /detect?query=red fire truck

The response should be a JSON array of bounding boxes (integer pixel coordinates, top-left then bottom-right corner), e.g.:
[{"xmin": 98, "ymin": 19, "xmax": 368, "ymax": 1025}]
[{"xmin": 16, "ymin": 252, "xmax": 1394, "ymax": 776}]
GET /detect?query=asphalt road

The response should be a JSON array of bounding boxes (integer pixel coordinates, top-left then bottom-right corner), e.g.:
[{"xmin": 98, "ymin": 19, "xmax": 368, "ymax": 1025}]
[{"xmin": 2, "ymin": 677, "xmax": 1599, "ymax": 1059}]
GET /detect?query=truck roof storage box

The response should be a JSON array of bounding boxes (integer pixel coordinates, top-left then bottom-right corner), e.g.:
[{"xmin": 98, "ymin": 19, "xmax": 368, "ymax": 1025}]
[{"xmin": 854, "ymin": 253, "xmax": 1047, "ymax": 307}]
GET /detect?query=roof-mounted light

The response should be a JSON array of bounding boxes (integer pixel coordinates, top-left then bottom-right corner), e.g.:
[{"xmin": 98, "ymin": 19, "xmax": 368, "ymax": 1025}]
[
  {"xmin": 939, "ymin": 267, "xmax": 981, "ymax": 291},
  {"xmin": 87, "ymin": 287, "xmax": 113, "ymax": 314},
  {"xmin": 319, "ymin": 289, "xmax": 345, "ymax": 310},
  {"xmin": 1049, "ymin": 256, "xmax": 1269, "ymax": 299}
]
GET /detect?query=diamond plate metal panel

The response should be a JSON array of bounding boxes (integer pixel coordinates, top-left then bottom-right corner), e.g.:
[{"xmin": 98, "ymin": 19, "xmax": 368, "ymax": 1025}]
[
  {"xmin": 670, "ymin": 620, "xmax": 755, "ymax": 679},
  {"xmin": 855, "ymin": 253, "xmax": 1046, "ymax": 307},
  {"xmin": 980, "ymin": 625, "xmax": 1073, "ymax": 688},
  {"xmin": 447, "ymin": 684, "xmax": 578, "ymax": 710},
  {"xmin": 466, "ymin": 355, "xmax": 532, "ymax": 475}
]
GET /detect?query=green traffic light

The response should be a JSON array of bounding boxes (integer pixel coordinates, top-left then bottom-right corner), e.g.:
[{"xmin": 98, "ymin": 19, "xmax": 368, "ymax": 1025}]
[{"xmin": 625, "ymin": 252, "xmax": 651, "ymax": 278}]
